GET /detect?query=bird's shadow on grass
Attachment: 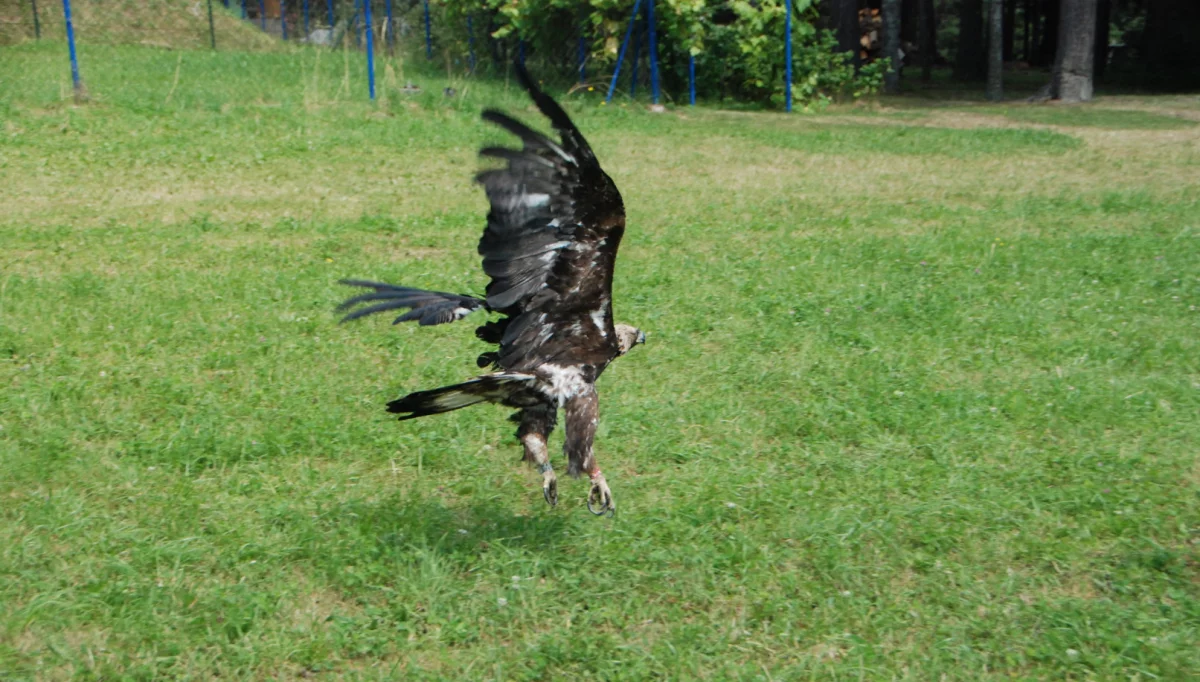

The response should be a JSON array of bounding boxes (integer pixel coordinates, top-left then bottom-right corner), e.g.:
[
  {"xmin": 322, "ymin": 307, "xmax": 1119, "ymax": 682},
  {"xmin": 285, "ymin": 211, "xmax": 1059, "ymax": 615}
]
[{"xmin": 287, "ymin": 491, "xmax": 571, "ymax": 569}]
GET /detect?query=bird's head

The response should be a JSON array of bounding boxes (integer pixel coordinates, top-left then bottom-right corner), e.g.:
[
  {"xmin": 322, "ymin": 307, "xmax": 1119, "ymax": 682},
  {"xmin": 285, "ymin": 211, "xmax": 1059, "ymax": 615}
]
[{"xmin": 615, "ymin": 324, "xmax": 647, "ymax": 356}]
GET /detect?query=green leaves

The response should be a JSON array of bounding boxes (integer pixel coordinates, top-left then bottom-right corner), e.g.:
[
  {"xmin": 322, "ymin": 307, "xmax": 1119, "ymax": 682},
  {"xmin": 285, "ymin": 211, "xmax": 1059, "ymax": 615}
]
[{"xmin": 432, "ymin": 0, "xmax": 877, "ymax": 106}]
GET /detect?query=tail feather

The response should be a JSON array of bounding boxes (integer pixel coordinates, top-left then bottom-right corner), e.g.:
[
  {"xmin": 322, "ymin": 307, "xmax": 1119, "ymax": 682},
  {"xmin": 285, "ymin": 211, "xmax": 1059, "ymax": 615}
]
[
  {"xmin": 386, "ymin": 373, "xmax": 537, "ymax": 420},
  {"xmin": 337, "ymin": 280, "xmax": 486, "ymax": 326}
]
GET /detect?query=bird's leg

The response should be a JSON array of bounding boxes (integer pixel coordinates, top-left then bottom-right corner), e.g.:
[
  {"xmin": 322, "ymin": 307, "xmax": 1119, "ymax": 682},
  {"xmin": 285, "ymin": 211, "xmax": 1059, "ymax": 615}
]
[
  {"xmin": 521, "ymin": 431, "xmax": 557, "ymax": 507},
  {"xmin": 517, "ymin": 407, "xmax": 557, "ymax": 507},
  {"xmin": 564, "ymin": 388, "xmax": 614, "ymax": 516}
]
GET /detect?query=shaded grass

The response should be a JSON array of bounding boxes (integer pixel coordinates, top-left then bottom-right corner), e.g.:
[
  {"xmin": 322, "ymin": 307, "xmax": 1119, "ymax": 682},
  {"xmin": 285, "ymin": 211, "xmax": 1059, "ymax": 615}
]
[
  {"xmin": 984, "ymin": 105, "xmax": 1199, "ymax": 130},
  {"xmin": 2, "ymin": 44, "xmax": 1199, "ymax": 680}
]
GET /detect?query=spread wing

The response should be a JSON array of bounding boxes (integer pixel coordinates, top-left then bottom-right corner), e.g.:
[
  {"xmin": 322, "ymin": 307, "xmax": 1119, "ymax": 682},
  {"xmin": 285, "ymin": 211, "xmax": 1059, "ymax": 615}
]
[
  {"xmin": 335, "ymin": 280, "xmax": 486, "ymax": 325},
  {"xmin": 476, "ymin": 65, "xmax": 626, "ymax": 370}
]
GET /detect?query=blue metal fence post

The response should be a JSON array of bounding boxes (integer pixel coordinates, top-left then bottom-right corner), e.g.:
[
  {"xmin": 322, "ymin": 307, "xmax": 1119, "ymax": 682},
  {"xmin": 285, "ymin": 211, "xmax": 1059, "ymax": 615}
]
[
  {"xmin": 384, "ymin": 0, "xmax": 392, "ymax": 47},
  {"xmin": 326, "ymin": 0, "xmax": 333, "ymax": 27},
  {"xmin": 353, "ymin": 0, "xmax": 360, "ymax": 46},
  {"xmin": 784, "ymin": 0, "xmax": 793, "ymax": 112},
  {"xmin": 61, "ymin": 0, "xmax": 82, "ymax": 98},
  {"xmin": 30, "ymin": 0, "xmax": 41, "ymax": 39},
  {"xmin": 364, "ymin": 0, "xmax": 375, "ymax": 99},
  {"xmin": 240, "ymin": 0, "xmax": 246, "ymax": 20},
  {"xmin": 630, "ymin": 10, "xmax": 640, "ymax": 97},
  {"xmin": 281, "ymin": 0, "xmax": 288, "ymax": 40},
  {"xmin": 518, "ymin": 38, "xmax": 526, "ymax": 66},
  {"xmin": 605, "ymin": 0, "xmax": 643, "ymax": 104},
  {"xmin": 422, "ymin": 0, "xmax": 431, "ymax": 58},
  {"xmin": 689, "ymin": 53, "xmax": 696, "ymax": 105},
  {"xmin": 223, "ymin": 0, "xmax": 229, "ymax": 6},
  {"xmin": 467, "ymin": 14, "xmax": 476, "ymax": 72},
  {"xmin": 207, "ymin": 0, "xmax": 217, "ymax": 49},
  {"xmin": 303, "ymin": 0, "xmax": 310, "ymax": 37},
  {"xmin": 577, "ymin": 28, "xmax": 586, "ymax": 83},
  {"xmin": 646, "ymin": 0, "xmax": 660, "ymax": 103},
  {"xmin": 258, "ymin": 0, "xmax": 266, "ymax": 30}
]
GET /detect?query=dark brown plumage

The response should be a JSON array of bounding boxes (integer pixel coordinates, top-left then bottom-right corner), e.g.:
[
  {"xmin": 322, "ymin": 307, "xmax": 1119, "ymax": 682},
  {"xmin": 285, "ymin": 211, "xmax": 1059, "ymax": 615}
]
[{"xmin": 338, "ymin": 63, "xmax": 644, "ymax": 514}]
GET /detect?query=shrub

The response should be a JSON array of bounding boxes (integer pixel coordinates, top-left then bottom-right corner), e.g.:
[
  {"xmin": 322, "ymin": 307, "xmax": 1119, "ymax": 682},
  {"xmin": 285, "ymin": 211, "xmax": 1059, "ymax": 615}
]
[{"xmin": 431, "ymin": 0, "xmax": 884, "ymax": 107}]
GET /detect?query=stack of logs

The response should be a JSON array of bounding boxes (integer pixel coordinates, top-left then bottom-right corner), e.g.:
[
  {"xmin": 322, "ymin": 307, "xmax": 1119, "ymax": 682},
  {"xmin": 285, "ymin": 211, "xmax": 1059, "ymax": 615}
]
[{"xmin": 857, "ymin": 8, "xmax": 923, "ymax": 67}]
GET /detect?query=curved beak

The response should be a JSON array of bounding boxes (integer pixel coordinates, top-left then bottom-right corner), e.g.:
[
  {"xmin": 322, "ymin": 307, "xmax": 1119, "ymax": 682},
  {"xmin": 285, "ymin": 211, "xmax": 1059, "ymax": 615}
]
[{"xmin": 636, "ymin": 330, "xmax": 647, "ymax": 346}]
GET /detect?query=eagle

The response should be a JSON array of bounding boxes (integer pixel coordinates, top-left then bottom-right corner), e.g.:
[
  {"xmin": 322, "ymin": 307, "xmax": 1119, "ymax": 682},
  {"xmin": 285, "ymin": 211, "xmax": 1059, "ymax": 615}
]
[{"xmin": 337, "ymin": 65, "xmax": 644, "ymax": 515}]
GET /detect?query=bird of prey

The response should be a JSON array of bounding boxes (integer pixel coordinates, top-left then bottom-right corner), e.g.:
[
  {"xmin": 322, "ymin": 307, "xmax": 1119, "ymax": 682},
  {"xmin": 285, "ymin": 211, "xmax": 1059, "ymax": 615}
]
[{"xmin": 337, "ymin": 65, "xmax": 644, "ymax": 515}]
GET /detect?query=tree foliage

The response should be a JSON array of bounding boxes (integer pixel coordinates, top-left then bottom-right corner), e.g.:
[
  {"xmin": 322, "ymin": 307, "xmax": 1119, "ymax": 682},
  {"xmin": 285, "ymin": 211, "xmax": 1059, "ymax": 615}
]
[{"xmin": 431, "ymin": 0, "xmax": 885, "ymax": 107}]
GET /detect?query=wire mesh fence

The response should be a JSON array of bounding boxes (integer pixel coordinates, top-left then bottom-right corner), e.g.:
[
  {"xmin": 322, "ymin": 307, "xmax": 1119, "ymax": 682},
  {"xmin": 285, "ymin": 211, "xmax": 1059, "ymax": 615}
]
[
  {"xmin": 2, "ymin": 0, "xmax": 824, "ymax": 110},
  {"xmin": 2, "ymin": 0, "xmax": 513, "ymax": 104},
  {"xmin": 0, "ymin": 0, "xmax": 636, "ymax": 105},
  {"xmin": 4, "ymin": 0, "xmax": 816, "ymax": 110}
]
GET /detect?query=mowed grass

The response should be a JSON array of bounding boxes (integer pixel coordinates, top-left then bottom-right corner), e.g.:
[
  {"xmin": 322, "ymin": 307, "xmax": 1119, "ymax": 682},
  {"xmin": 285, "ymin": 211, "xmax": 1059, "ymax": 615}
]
[{"xmin": 2, "ymin": 42, "xmax": 1199, "ymax": 679}]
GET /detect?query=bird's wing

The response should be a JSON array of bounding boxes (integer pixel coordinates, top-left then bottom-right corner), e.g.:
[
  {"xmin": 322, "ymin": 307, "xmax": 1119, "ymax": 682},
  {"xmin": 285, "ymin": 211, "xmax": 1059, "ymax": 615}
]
[
  {"xmin": 475, "ymin": 65, "xmax": 626, "ymax": 330},
  {"xmin": 336, "ymin": 280, "xmax": 486, "ymax": 326}
]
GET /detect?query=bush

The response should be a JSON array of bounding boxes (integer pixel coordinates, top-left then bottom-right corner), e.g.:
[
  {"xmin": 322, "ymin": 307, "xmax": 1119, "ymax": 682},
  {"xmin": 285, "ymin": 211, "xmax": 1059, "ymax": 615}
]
[{"xmin": 430, "ymin": 0, "xmax": 884, "ymax": 107}]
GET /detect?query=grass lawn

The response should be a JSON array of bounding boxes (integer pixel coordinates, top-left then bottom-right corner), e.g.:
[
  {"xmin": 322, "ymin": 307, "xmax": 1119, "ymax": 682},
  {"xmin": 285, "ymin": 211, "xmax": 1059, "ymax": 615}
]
[{"xmin": 1, "ymin": 42, "xmax": 1199, "ymax": 679}]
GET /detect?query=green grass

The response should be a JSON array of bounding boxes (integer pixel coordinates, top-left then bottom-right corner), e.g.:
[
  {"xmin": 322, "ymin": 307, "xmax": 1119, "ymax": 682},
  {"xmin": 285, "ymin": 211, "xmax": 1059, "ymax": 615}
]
[
  {"xmin": 2, "ymin": 43, "xmax": 1199, "ymax": 680},
  {"xmin": 1, "ymin": 0, "xmax": 277, "ymax": 50},
  {"xmin": 984, "ymin": 105, "xmax": 1199, "ymax": 130},
  {"xmin": 737, "ymin": 121, "xmax": 1081, "ymax": 157}
]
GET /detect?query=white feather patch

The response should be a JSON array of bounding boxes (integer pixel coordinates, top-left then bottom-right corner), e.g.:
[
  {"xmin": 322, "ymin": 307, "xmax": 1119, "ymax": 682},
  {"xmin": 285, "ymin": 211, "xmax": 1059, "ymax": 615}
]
[
  {"xmin": 538, "ymin": 364, "xmax": 591, "ymax": 406},
  {"xmin": 589, "ymin": 309, "xmax": 608, "ymax": 337},
  {"xmin": 545, "ymin": 143, "xmax": 576, "ymax": 166},
  {"xmin": 523, "ymin": 193, "xmax": 551, "ymax": 208}
]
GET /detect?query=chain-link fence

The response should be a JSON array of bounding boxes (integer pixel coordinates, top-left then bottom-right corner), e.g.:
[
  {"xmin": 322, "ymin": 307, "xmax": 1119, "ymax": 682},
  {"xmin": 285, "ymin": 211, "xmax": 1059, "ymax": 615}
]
[
  {"xmin": 0, "ymin": 0, "xmax": 635, "ymax": 105},
  {"xmin": 5, "ymin": 0, "xmax": 819, "ymax": 110},
  {"xmin": 1, "ymin": 0, "xmax": 541, "ymax": 104},
  {"xmin": 3, "ymin": 0, "xmax": 840, "ymax": 111}
]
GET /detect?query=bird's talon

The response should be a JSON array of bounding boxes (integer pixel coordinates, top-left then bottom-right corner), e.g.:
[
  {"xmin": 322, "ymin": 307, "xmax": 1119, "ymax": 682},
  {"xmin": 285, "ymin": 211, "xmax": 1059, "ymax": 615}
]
[
  {"xmin": 586, "ymin": 474, "xmax": 615, "ymax": 516},
  {"xmin": 537, "ymin": 462, "xmax": 558, "ymax": 508}
]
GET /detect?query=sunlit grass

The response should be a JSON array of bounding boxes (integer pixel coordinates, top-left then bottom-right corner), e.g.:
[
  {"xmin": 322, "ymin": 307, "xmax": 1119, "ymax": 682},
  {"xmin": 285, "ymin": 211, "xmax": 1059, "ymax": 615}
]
[{"xmin": 1, "ymin": 43, "xmax": 1198, "ymax": 680}]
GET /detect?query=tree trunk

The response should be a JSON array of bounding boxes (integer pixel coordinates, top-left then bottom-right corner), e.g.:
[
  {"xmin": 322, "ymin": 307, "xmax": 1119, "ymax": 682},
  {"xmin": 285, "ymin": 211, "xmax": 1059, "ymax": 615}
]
[
  {"xmin": 1002, "ymin": 0, "xmax": 1015, "ymax": 61},
  {"xmin": 882, "ymin": 0, "xmax": 902, "ymax": 93},
  {"xmin": 1036, "ymin": 0, "xmax": 1059, "ymax": 67},
  {"xmin": 988, "ymin": 0, "xmax": 1004, "ymax": 100},
  {"xmin": 955, "ymin": 0, "xmax": 986, "ymax": 80},
  {"xmin": 832, "ymin": 0, "xmax": 861, "ymax": 69},
  {"xmin": 1052, "ymin": 0, "xmax": 1096, "ymax": 102},
  {"xmin": 1093, "ymin": 0, "xmax": 1109, "ymax": 82},
  {"xmin": 919, "ymin": 0, "xmax": 936, "ymax": 82},
  {"xmin": 1031, "ymin": 0, "xmax": 1041, "ymax": 63},
  {"xmin": 1023, "ymin": 0, "xmax": 1032, "ymax": 61},
  {"xmin": 901, "ymin": 0, "xmax": 919, "ymax": 44}
]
